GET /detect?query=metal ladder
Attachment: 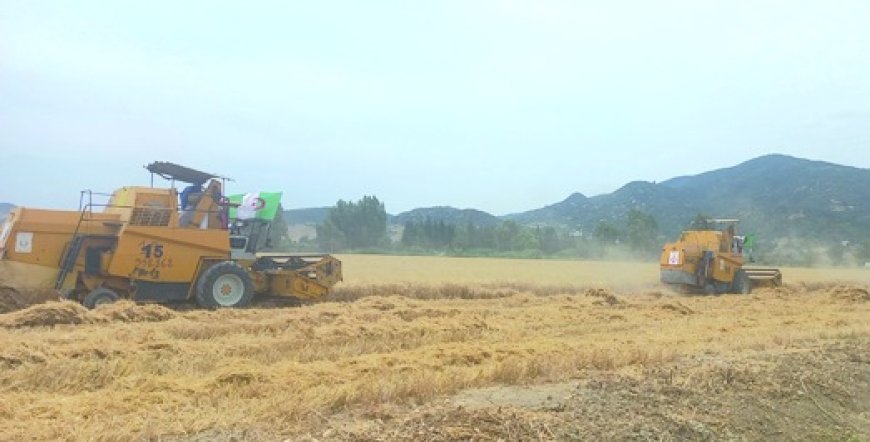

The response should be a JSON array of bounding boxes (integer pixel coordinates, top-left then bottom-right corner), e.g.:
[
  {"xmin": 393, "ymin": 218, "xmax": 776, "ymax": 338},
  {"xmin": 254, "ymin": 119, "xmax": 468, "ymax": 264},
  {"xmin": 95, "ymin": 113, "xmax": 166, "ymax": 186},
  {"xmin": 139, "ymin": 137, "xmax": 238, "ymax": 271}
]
[
  {"xmin": 54, "ymin": 234, "xmax": 85, "ymax": 289},
  {"xmin": 54, "ymin": 199, "xmax": 93, "ymax": 290}
]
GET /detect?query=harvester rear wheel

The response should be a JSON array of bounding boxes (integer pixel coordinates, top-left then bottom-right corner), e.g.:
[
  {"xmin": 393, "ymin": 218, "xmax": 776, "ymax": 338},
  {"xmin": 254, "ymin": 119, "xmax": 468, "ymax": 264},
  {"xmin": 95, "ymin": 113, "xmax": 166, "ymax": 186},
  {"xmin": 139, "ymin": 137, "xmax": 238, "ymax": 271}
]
[
  {"xmin": 83, "ymin": 287, "xmax": 119, "ymax": 309},
  {"xmin": 732, "ymin": 270, "xmax": 752, "ymax": 295},
  {"xmin": 195, "ymin": 261, "xmax": 254, "ymax": 308}
]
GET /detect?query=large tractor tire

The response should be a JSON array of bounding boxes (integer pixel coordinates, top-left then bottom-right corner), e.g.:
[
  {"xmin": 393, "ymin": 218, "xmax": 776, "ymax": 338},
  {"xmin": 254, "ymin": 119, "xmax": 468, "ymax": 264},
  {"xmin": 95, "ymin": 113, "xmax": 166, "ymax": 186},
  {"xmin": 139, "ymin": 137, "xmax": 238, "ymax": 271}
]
[
  {"xmin": 83, "ymin": 287, "xmax": 120, "ymax": 309},
  {"xmin": 731, "ymin": 269, "xmax": 752, "ymax": 295},
  {"xmin": 195, "ymin": 261, "xmax": 254, "ymax": 308}
]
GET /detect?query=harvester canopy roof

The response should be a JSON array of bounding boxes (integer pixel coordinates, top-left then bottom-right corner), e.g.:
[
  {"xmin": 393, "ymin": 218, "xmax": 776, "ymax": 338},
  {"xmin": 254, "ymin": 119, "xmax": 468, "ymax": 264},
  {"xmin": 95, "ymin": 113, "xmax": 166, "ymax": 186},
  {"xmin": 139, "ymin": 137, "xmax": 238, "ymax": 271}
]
[
  {"xmin": 706, "ymin": 219, "xmax": 740, "ymax": 224},
  {"xmin": 145, "ymin": 161, "xmax": 228, "ymax": 185}
]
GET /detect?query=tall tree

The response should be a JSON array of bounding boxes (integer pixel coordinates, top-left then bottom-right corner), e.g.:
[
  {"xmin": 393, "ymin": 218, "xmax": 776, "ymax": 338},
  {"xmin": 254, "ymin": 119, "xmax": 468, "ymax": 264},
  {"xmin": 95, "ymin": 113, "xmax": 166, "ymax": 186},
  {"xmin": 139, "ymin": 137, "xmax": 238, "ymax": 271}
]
[
  {"xmin": 625, "ymin": 208, "xmax": 659, "ymax": 251},
  {"xmin": 261, "ymin": 204, "xmax": 289, "ymax": 250},
  {"xmin": 317, "ymin": 195, "xmax": 387, "ymax": 250},
  {"xmin": 536, "ymin": 226, "xmax": 562, "ymax": 254},
  {"xmin": 496, "ymin": 221, "xmax": 521, "ymax": 251},
  {"xmin": 594, "ymin": 221, "xmax": 621, "ymax": 244}
]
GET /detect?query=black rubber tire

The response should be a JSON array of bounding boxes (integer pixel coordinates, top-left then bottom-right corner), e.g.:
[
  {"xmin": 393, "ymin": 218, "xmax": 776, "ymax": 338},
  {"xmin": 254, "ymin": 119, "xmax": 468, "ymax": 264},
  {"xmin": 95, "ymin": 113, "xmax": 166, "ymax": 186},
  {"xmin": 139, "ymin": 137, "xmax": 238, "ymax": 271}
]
[
  {"xmin": 195, "ymin": 261, "xmax": 254, "ymax": 308},
  {"xmin": 83, "ymin": 287, "xmax": 120, "ymax": 309},
  {"xmin": 703, "ymin": 283, "xmax": 717, "ymax": 296},
  {"xmin": 732, "ymin": 270, "xmax": 752, "ymax": 295}
]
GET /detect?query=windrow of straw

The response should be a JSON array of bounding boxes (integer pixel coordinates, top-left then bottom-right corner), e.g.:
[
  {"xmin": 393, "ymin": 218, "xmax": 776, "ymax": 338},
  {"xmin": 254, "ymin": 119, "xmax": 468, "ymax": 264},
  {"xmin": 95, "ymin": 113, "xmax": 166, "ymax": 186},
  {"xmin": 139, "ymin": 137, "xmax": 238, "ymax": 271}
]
[{"xmin": 0, "ymin": 300, "xmax": 176, "ymax": 328}]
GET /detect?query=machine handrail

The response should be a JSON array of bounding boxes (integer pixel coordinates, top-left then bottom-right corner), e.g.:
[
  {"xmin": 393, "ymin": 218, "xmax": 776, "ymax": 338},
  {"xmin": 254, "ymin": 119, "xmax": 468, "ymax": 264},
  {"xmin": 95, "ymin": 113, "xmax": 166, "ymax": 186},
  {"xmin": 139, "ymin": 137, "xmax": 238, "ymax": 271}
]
[{"xmin": 78, "ymin": 202, "xmax": 226, "ymax": 215}]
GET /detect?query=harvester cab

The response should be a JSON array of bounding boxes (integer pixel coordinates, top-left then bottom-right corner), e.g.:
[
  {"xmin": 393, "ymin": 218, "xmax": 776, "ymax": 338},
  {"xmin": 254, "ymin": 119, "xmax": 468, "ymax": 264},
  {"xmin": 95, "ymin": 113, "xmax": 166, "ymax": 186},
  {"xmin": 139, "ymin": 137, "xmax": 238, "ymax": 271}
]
[
  {"xmin": 660, "ymin": 219, "xmax": 782, "ymax": 294},
  {"xmin": 0, "ymin": 161, "xmax": 342, "ymax": 309}
]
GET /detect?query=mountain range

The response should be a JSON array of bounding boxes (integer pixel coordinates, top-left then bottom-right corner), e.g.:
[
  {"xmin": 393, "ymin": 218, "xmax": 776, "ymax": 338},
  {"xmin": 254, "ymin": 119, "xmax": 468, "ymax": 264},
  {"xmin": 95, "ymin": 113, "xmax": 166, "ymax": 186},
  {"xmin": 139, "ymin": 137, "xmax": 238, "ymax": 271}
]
[
  {"xmin": 283, "ymin": 154, "xmax": 870, "ymax": 244},
  {"xmin": 504, "ymin": 154, "xmax": 870, "ymax": 239},
  {"xmin": 3, "ymin": 155, "xmax": 868, "ymax": 245}
]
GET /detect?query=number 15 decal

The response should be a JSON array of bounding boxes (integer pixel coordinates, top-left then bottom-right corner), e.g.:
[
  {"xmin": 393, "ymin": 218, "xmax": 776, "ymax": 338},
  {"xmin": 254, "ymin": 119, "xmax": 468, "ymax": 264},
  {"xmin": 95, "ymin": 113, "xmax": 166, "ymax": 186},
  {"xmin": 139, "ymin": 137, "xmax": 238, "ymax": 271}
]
[{"xmin": 141, "ymin": 243, "xmax": 164, "ymax": 258}]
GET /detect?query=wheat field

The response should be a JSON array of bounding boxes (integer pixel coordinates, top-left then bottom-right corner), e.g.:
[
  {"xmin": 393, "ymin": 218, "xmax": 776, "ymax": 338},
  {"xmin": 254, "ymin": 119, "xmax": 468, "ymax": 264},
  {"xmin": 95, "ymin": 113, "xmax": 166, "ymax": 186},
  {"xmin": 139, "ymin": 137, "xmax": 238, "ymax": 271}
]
[
  {"xmin": 335, "ymin": 254, "xmax": 870, "ymax": 286},
  {"xmin": 0, "ymin": 256, "xmax": 868, "ymax": 440}
]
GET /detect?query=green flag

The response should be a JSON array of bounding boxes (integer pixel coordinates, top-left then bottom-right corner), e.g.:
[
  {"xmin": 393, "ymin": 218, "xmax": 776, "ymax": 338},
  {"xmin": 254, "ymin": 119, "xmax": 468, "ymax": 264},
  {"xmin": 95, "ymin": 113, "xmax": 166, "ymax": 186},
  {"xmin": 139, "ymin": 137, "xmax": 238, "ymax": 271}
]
[{"xmin": 228, "ymin": 192, "xmax": 283, "ymax": 221}]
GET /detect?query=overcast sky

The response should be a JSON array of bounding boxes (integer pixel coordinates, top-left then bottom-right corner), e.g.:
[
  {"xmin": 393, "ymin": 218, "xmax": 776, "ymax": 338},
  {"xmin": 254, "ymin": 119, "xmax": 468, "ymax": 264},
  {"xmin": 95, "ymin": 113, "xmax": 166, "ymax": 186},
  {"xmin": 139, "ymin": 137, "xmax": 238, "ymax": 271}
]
[{"xmin": 1, "ymin": 1, "xmax": 869, "ymax": 215}]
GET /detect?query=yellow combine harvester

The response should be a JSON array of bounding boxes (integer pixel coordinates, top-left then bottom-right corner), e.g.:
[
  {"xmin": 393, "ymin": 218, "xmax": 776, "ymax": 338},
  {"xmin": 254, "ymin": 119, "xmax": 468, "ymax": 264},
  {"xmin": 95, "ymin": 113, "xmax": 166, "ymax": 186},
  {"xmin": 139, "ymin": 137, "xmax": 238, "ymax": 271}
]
[
  {"xmin": 0, "ymin": 162, "xmax": 341, "ymax": 308},
  {"xmin": 660, "ymin": 219, "xmax": 781, "ymax": 294}
]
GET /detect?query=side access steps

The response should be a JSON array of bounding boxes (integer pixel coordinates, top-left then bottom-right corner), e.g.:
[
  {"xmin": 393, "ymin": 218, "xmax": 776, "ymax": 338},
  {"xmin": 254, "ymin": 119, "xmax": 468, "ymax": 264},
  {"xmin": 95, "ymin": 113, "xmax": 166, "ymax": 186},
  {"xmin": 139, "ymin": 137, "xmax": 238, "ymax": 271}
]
[{"xmin": 55, "ymin": 235, "xmax": 85, "ymax": 289}]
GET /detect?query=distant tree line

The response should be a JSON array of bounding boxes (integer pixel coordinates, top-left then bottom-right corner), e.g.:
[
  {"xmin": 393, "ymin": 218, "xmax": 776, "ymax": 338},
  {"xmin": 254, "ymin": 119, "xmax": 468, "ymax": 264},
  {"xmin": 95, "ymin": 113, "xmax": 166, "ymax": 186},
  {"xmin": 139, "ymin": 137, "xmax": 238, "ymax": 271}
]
[
  {"xmin": 401, "ymin": 219, "xmax": 566, "ymax": 254},
  {"xmin": 395, "ymin": 211, "xmax": 661, "ymax": 258},
  {"xmin": 277, "ymin": 197, "xmax": 870, "ymax": 265},
  {"xmin": 315, "ymin": 196, "xmax": 388, "ymax": 251},
  {"xmin": 296, "ymin": 196, "xmax": 665, "ymax": 259}
]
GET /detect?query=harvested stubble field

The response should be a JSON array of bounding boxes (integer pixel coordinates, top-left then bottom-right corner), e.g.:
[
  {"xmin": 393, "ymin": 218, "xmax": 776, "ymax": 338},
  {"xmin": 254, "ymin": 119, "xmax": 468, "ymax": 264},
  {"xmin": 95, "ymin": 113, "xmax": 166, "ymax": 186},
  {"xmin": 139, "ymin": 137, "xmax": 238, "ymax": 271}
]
[{"xmin": 0, "ymin": 256, "xmax": 868, "ymax": 440}]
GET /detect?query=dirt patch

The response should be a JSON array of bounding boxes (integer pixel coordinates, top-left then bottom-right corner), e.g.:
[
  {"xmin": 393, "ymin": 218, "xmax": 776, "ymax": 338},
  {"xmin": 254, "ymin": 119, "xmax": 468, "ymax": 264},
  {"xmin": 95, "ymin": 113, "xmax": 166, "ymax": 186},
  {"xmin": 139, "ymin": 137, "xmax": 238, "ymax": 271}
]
[
  {"xmin": 319, "ymin": 406, "xmax": 560, "ymax": 441},
  {"xmin": 337, "ymin": 338, "xmax": 870, "ymax": 441},
  {"xmin": 450, "ymin": 382, "xmax": 573, "ymax": 410},
  {"xmin": 555, "ymin": 340, "xmax": 870, "ymax": 440}
]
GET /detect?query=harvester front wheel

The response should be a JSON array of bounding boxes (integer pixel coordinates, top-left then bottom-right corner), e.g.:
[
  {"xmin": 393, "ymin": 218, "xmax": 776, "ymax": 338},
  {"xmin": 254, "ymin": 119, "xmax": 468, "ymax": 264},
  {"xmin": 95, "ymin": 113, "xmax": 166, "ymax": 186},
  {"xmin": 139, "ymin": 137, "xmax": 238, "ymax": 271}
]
[
  {"xmin": 83, "ymin": 287, "xmax": 119, "ymax": 309},
  {"xmin": 195, "ymin": 261, "xmax": 254, "ymax": 308},
  {"xmin": 732, "ymin": 270, "xmax": 752, "ymax": 295}
]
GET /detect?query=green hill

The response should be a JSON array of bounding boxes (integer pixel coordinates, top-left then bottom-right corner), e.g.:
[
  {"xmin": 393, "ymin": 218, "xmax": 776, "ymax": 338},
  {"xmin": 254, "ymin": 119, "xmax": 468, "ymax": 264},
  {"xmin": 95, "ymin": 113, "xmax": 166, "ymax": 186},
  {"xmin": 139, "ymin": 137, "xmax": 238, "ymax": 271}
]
[
  {"xmin": 286, "ymin": 155, "xmax": 870, "ymax": 263},
  {"xmin": 507, "ymin": 154, "xmax": 870, "ymax": 262},
  {"xmin": 394, "ymin": 207, "xmax": 500, "ymax": 227},
  {"xmin": 282, "ymin": 207, "xmax": 333, "ymax": 225}
]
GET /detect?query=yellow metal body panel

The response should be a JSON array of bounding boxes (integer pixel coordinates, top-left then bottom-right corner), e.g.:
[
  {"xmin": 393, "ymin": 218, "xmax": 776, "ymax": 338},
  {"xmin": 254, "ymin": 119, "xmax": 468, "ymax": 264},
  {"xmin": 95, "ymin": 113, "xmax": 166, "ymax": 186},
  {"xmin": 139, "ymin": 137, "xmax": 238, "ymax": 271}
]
[
  {"xmin": 660, "ymin": 229, "xmax": 744, "ymax": 286},
  {"xmin": 711, "ymin": 253, "xmax": 741, "ymax": 282},
  {"xmin": 0, "ymin": 208, "xmax": 120, "ymax": 267},
  {"xmin": 107, "ymin": 226, "xmax": 229, "ymax": 283},
  {"xmin": 105, "ymin": 187, "xmax": 180, "ymax": 225}
]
